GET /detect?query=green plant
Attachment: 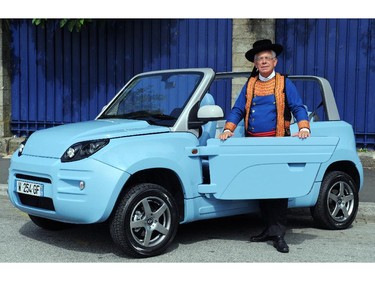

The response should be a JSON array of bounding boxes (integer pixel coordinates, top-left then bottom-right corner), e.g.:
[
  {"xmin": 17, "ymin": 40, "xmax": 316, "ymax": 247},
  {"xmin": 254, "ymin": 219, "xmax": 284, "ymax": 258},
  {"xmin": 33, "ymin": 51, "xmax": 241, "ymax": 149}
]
[
  {"xmin": 32, "ymin": 19, "xmax": 91, "ymax": 32},
  {"xmin": 357, "ymin": 147, "xmax": 369, "ymax": 153}
]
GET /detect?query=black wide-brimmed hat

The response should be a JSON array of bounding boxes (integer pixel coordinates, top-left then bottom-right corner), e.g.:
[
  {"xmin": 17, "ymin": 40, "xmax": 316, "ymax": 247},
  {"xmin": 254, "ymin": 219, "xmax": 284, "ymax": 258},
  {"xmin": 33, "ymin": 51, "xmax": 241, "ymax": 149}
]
[{"xmin": 245, "ymin": 39, "xmax": 283, "ymax": 62}]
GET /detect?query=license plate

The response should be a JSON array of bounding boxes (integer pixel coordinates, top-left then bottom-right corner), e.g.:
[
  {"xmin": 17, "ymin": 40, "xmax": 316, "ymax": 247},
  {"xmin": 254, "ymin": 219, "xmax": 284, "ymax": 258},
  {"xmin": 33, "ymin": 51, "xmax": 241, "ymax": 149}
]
[{"xmin": 16, "ymin": 180, "xmax": 44, "ymax": 197}]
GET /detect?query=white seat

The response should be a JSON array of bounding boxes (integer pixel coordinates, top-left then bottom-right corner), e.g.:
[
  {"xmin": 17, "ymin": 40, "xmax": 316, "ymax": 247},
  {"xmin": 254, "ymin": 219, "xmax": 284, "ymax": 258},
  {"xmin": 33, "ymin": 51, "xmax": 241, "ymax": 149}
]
[{"xmin": 199, "ymin": 93, "xmax": 217, "ymax": 146}]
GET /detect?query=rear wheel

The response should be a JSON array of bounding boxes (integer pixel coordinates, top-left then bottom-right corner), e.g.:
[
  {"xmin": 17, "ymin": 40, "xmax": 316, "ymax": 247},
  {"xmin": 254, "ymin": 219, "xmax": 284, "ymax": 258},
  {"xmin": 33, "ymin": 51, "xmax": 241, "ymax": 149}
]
[
  {"xmin": 311, "ymin": 171, "xmax": 358, "ymax": 230},
  {"xmin": 110, "ymin": 183, "xmax": 179, "ymax": 258}
]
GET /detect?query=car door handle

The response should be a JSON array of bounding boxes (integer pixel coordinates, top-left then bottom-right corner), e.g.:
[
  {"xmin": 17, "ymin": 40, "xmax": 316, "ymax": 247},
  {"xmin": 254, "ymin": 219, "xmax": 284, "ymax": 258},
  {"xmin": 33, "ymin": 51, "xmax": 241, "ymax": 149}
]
[{"xmin": 287, "ymin": 163, "xmax": 306, "ymax": 171}]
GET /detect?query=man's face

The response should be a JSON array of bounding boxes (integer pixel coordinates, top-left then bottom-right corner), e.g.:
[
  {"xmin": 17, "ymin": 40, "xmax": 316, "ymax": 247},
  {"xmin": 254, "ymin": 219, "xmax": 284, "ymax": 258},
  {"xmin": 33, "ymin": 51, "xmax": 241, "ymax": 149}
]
[{"xmin": 254, "ymin": 50, "xmax": 278, "ymax": 77}]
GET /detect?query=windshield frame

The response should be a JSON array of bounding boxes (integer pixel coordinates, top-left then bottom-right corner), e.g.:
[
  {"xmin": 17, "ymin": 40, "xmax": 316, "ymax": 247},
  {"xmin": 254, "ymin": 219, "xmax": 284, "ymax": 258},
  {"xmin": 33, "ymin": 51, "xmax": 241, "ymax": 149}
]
[{"xmin": 96, "ymin": 68, "xmax": 216, "ymax": 131}]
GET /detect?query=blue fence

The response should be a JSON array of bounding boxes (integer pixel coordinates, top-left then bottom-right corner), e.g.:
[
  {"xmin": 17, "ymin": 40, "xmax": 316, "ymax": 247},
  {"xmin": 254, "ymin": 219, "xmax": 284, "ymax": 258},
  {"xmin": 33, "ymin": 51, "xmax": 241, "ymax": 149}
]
[
  {"xmin": 10, "ymin": 19, "xmax": 232, "ymax": 136},
  {"xmin": 276, "ymin": 19, "xmax": 375, "ymax": 149},
  {"xmin": 9, "ymin": 19, "xmax": 375, "ymax": 148}
]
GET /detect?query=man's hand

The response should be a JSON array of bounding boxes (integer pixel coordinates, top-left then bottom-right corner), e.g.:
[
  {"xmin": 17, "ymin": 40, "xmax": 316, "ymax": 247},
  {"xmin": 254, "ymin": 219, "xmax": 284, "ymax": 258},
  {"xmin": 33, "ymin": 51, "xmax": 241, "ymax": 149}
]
[
  {"xmin": 219, "ymin": 130, "xmax": 234, "ymax": 140},
  {"xmin": 292, "ymin": 129, "xmax": 310, "ymax": 139}
]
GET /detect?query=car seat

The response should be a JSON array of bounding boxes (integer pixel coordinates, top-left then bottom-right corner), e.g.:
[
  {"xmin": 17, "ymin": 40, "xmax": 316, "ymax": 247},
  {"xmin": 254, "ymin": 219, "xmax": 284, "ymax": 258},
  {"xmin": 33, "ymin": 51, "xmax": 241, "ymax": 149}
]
[{"xmin": 199, "ymin": 93, "xmax": 217, "ymax": 146}]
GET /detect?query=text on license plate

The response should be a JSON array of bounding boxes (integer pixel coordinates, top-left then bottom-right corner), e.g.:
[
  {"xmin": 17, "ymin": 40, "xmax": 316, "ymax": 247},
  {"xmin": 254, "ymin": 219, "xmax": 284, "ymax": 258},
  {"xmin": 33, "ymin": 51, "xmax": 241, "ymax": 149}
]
[{"xmin": 16, "ymin": 180, "xmax": 44, "ymax": 197}]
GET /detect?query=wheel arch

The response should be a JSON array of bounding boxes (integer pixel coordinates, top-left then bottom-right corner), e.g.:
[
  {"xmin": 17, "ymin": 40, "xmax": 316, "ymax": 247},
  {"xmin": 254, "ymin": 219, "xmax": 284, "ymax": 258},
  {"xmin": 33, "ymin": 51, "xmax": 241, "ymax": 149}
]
[
  {"xmin": 311, "ymin": 164, "xmax": 360, "ymax": 230},
  {"xmin": 110, "ymin": 168, "xmax": 185, "ymax": 222},
  {"xmin": 323, "ymin": 161, "xmax": 360, "ymax": 190}
]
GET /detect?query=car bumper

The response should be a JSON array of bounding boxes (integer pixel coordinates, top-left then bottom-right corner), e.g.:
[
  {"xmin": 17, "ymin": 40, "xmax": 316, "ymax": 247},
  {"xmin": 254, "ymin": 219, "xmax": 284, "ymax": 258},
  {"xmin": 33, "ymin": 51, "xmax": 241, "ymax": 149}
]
[{"xmin": 8, "ymin": 154, "xmax": 130, "ymax": 224}]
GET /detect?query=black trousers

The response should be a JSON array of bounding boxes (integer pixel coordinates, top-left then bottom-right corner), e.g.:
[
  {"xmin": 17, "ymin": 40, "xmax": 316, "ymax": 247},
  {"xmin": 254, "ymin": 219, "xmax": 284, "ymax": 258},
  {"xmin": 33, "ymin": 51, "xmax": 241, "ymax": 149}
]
[{"xmin": 258, "ymin": 198, "xmax": 288, "ymax": 237}]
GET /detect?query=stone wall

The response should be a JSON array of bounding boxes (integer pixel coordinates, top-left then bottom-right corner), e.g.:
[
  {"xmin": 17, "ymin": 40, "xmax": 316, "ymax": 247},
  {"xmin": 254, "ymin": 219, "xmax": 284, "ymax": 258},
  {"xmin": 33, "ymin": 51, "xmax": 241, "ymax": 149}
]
[
  {"xmin": 0, "ymin": 20, "xmax": 12, "ymax": 155},
  {"xmin": 231, "ymin": 19, "xmax": 275, "ymax": 105},
  {"xmin": 0, "ymin": 20, "xmax": 11, "ymax": 138}
]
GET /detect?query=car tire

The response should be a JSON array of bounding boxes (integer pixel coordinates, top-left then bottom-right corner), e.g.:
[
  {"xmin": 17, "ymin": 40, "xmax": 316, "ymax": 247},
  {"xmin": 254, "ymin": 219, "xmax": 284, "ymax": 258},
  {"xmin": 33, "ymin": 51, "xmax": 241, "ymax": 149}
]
[
  {"xmin": 311, "ymin": 171, "xmax": 358, "ymax": 230},
  {"xmin": 110, "ymin": 183, "xmax": 179, "ymax": 258},
  {"xmin": 29, "ymin": 214, "xmax": 73, "ymax": 230}
]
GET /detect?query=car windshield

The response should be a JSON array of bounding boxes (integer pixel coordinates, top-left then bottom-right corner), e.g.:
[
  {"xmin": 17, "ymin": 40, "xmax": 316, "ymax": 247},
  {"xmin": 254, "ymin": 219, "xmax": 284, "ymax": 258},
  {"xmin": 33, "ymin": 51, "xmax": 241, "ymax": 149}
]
[{"xmin": 99, "ymin": 72, "xmax": 203, "ymax": 127}]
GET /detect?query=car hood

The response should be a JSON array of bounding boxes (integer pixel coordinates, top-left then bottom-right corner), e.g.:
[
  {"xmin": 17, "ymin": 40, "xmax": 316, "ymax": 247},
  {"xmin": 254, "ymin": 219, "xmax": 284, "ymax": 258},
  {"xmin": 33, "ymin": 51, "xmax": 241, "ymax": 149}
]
[{"xmin": 22, "ymin": 119, "xmax": 170, "ymax": 158}]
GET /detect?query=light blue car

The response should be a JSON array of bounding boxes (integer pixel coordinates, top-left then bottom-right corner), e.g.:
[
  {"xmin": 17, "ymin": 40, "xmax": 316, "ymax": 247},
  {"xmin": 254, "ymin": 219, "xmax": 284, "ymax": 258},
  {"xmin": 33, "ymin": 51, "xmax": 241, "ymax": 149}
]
[{"xmin": 8, "ymin": 68, "xmax": 363, "ymax": 258}]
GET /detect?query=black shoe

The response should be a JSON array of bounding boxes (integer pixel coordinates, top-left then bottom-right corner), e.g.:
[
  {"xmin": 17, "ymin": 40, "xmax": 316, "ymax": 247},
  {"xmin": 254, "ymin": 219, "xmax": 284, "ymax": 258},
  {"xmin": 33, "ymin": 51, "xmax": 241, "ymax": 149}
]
[
  {"xmin": 250, "ymin": 231, "xmax": 273, "ymax": 242},
  {"xmin": 273, "ymin": 236, "xmax": 289, "ymax": 253}
]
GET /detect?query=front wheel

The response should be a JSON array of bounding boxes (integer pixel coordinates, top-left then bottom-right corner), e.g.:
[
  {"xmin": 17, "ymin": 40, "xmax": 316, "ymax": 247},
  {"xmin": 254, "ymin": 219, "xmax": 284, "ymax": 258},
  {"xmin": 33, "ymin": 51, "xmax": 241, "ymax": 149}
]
[
  {"xmin": 311, "ymin": 171, "xmax": 359, "ymax": 230},
  {"xmin": 110, "ymin": 183, "xmax": 179, "ymax": 258}
]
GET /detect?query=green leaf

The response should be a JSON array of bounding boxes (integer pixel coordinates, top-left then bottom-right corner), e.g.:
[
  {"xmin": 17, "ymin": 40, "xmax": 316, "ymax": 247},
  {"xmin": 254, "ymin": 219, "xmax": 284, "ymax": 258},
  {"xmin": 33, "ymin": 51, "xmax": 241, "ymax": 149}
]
[
  {"xmin": 67, "ymin": 20, "xmax": 76, "ymax": 32},
  {"xmin": 60, "ymin": 19, "xmax": 68, "ymax": 28},
  {"xmin": 32, "ymin": 18, "xmax": 91, "ymax": 32}
]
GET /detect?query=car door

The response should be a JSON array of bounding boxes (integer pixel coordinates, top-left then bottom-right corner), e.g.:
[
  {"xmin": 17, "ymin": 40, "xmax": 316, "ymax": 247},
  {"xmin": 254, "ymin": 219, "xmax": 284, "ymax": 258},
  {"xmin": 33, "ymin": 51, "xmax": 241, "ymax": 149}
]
[{"xmin": 197, "ymin": 136, "xmax": 338, "ymax": 200}]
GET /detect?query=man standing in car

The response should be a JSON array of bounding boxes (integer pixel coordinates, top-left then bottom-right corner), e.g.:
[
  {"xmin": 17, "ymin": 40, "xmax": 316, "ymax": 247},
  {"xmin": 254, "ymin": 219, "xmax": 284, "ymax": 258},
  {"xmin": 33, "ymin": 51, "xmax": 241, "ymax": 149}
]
[{"xmin": 218, "ymin": 39, "xmax": 310, "ymax": 253}]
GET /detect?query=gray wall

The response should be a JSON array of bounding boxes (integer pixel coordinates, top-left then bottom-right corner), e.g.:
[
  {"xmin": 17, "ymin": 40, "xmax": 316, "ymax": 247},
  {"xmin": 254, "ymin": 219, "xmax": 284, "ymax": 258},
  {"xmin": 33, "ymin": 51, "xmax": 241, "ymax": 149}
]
[
  {"xmin": 0, "ymin": 20, "xmax": 11, "ymax": 138},
  {"xmin": 231, "ymin": 19, "xmax": 275, "ymax": 105}
]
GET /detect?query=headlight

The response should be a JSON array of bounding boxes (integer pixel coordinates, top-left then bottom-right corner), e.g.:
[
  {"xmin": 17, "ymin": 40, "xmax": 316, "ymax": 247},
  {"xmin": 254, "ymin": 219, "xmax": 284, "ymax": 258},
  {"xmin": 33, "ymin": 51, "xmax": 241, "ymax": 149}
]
[{"xmin": 61, "ymin": 139, "xmax": 109, "ymax": 162}]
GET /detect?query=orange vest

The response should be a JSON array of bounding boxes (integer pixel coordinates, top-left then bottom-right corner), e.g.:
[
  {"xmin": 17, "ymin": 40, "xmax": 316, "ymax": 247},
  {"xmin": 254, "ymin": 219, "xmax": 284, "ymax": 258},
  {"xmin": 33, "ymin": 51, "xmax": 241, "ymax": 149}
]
[{"xmin": 245, "ymin": 73, "xmax": 290, "ymax": 137}]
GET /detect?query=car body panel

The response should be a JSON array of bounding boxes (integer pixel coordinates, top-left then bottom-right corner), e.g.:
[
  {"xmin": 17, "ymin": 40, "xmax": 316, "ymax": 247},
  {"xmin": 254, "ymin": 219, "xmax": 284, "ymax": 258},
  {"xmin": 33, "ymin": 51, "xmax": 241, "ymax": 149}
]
[
  {"xmin": 8, "ymin": 154, "xmax": 130, "ymax": 223},
  {"xmin": 22, "ymin": 119, "xmax": 169, "ymax": 158},
  {"xmin": 197, "ymin": 136, "xmax": 338, "ymax": 200}
]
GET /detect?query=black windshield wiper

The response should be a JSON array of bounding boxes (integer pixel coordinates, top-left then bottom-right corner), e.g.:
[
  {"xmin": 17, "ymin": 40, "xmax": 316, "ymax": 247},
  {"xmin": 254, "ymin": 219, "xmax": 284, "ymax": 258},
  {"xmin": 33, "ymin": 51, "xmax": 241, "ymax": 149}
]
[
  {"xmin": 149, "ymin": 114, "xmax": 177, "ymax": 120},
  {"xmin": 99, "ymin": 111, "xmax": 177, "ymax": 125},
  {"xmin": 99, "ymin": 111, "xmax": 153, "ymax": 120}
]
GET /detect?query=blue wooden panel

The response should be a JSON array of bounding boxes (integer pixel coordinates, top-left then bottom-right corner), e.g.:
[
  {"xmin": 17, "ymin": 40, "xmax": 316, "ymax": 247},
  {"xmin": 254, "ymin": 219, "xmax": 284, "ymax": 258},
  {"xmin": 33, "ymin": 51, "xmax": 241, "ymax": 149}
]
[
  {"xmin": 11, "ymin": 22, "xmax": 21, "ymax": 128},
  {"xmin": 10, "ymin": 19, "xmax": 232, "ymax": 137},
  {"xmin": 276, "ymin": 19, "xmax": 375, "ymax": 148},
  {"xmin": 88, "ymin": 22, "xmax": 99, "ymax": 119},
  {"xmin": 46, "ymin": 23, "xmax": 56, "ymax": 123},
  {"xmin": 19, "ymin": 21, "xmax": 29, "ymax": 124},
  {"xmin": 62, "ymin": 26, "xmax": 72, "ymax": 124}
]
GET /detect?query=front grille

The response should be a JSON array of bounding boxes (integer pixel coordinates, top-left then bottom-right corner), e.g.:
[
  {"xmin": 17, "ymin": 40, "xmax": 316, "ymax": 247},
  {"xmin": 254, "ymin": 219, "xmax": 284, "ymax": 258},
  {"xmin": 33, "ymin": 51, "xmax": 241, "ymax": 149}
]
[
  {"xmin": 18, "ymin": 194, "xmax": 55, "ymax": 211},
  {"xmin": 15, "ymin": 173, "xmax": 52, "ymax": 184}
]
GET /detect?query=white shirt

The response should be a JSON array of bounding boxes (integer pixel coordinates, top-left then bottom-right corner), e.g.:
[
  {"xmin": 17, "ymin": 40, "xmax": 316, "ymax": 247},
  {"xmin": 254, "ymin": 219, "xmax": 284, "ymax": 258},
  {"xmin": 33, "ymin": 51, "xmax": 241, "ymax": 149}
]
[{"xmin": 258, "ymin": 70, "xmax": 276, "ymax": 82}]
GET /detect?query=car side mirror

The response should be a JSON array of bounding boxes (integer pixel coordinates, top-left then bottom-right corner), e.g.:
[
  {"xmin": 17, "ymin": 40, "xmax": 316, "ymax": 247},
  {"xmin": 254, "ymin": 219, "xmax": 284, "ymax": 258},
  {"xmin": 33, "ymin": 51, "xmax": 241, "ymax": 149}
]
[{"xmin": 197, "ymin": 105, "xmax": 224, "ymax": 121}]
